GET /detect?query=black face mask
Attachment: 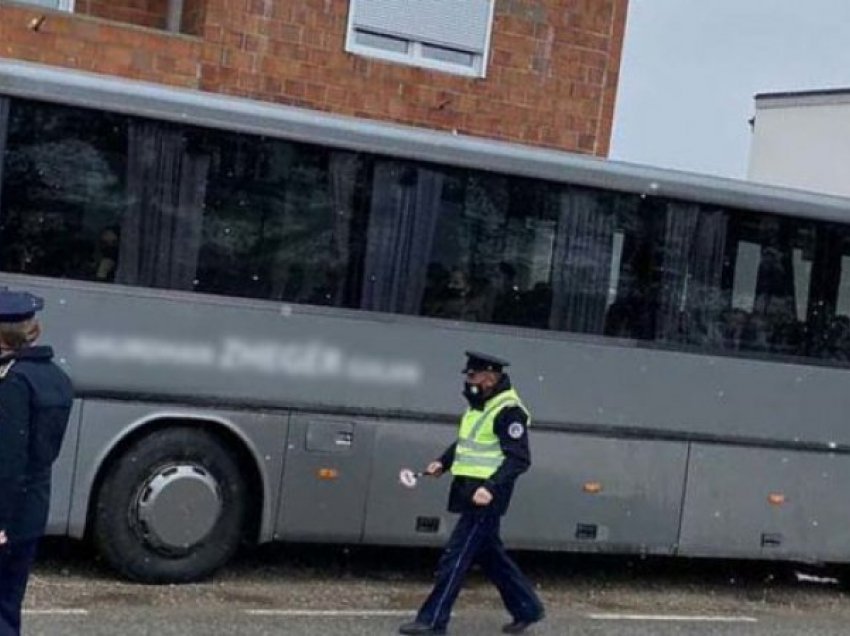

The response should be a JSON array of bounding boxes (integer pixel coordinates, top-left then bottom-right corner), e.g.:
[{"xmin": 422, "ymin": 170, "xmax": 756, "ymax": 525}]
[{"xmin": 463, "ymin": 381, "xmax": 486, "ymax": 408}]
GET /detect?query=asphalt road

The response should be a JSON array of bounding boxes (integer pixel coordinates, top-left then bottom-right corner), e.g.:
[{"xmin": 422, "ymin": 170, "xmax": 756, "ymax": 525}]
[
  {"xmin": 22, "ymin": 611, "xmax": 850, "ymax": 636},
  {"xmin": 20, "ymin": 539, "xmax": 850, "ymax": 635}
]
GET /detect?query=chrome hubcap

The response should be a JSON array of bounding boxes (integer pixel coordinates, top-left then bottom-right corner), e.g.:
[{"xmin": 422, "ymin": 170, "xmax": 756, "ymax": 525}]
[{"xmin": 134, "ymin": 463, "xmax": 222, "ymax": 554}]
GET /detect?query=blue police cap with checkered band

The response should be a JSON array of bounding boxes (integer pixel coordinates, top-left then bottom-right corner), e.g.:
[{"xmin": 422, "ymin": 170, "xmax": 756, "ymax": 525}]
[
  {"xmin": 0, "ymin": 289, "xmax": 45, "ymax": 322},
  {"xmin": 462, "ymin": 351, "xmax": 510, "ymax": 374}
]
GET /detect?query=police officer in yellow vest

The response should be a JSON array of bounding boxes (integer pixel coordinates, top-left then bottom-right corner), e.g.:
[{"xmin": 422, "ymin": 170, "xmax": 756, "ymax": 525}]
[{"xmin": 399, "ymin": 351, "xmax": 545, "ymax": 635}]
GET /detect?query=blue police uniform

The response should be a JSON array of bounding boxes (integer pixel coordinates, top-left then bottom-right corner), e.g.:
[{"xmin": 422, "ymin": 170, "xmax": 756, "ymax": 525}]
[
  {"xmin": 0, "ymin": 290, "xmax": 73, "ymax": 636},
  {"xmin": 400, "ymin": 352, "xmax": 545, "ymax": 636}
]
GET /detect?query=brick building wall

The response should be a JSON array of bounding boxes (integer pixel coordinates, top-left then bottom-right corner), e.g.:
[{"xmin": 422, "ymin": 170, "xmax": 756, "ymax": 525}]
[
  {"xmin": 0, "ymin": 0, "xmax": 627, "ymax": 156},
  {"xmin": 0, "ymin": 3, "xmax": 202, "ymax": 86},
  {"xmin": 181, "ymin": 0, "xmax": 208, "ymax": 36},
  {"xmin": 75, "ymin": 0, "xmax": 169, "ymax": 30}
]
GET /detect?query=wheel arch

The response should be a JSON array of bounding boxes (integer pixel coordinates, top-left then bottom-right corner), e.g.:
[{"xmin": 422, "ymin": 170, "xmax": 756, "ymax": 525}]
[{"xmin": 81, "ymin": 411, "xmax": 266, "ymax": 547}]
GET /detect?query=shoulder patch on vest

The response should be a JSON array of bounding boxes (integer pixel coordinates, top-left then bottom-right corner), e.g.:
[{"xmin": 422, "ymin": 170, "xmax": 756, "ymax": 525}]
[{"xmin": 508, "ymin": 421, "xmax": 525, "ymax": 439}]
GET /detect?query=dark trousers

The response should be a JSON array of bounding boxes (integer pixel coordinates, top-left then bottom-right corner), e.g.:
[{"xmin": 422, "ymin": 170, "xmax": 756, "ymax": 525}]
[
  {"xmin": 0, "ymin": 539, "xmax": 39, "ymax": 636},
  {"xmin": 416, "ymin": 512, "xmax": 544, "ymax": 631}
]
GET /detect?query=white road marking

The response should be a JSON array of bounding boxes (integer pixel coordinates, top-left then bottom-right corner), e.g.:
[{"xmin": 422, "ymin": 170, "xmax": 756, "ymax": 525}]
[
  {"xmin": 795, "ymin": 572, "xmax": 839, "ymax": 585},
  {"xmin": 24, "ymin": 607, "xmax": 761, "ymax": 624},
  {"xmin": 246, "ymin": 609, "xmax": 411, "ymax": 617},
  {"xmin": 588, "ymin": 613, "xmax": 757, "ymax": 623}
]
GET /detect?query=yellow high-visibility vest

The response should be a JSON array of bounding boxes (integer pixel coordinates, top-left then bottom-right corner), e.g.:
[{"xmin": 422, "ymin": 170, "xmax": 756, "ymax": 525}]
[{"xmin": 451, "ymin": 388, "xmax": 528, "ymax": 479}]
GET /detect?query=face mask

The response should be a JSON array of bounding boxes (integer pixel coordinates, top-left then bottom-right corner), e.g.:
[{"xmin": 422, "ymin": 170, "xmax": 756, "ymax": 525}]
[{"xmin": 463, "ymin": 381, "xmax": 486, "ymax": 408}]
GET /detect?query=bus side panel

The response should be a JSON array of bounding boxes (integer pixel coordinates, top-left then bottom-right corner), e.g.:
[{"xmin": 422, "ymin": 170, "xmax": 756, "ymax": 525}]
[
  {"xmin": 679, "ymin": 444, "xmax": 850, "ymax": 562},
  {"xmin": 67, "ymin": 400, "xmax": 288, "ymax": 542},
  {"xmin": 45, "ymin": 399, "xmax": 83, "ymax": 535},
  {"xmin": 501, "ymin": 432, "xmax": 688, "ymax": 554},
  {"xmin": 364, "ymin": 426, "xmax": 688, "ymax": 554},
  {"xmin": 361, "ymin": 419, "xmax": 456, "ymax": 547},
  {"xmin": 275, "ymin": 414, "xmax": 375, "ymax": 542}
]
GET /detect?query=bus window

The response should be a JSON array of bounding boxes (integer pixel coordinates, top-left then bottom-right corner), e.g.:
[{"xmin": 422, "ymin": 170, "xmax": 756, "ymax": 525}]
[
  {"xmin": 836, "ymin": 255, "xmax": 850, "ymax": 318},
  {"xmin": 731, "ymin": 241, "xmax": 761, "ymax": 313},
  {"xmin": 190, "ymin": 128, "xmax": 368, "ymax": 306},
  {"xmin": 808, "ymin": 224, "xmax": 850, "ymax": 364},
  {"xmin": 792, "ymin": 246, "xmax": 813, "ymax": 323},
  {"xmin": 548, "ymin": 186, "xmax": 662, "ymax": 341},
  {"xmin": 2, "ymin": 93, "xmax": 843, "ymax": 372},
  {"xmin": 718, "ymin": 213, "xmax": 814, "ymax": 358},
  {"xmin": 550, "ymin": 186, "xmax": 622, "ymax": 336},
  {"xmin": 0, "ymin": 99, "xmax": 128, "ymax": 282},
  {"xmin": 420, "ymin": 168, "xmax": 559, "ymax": 328}
]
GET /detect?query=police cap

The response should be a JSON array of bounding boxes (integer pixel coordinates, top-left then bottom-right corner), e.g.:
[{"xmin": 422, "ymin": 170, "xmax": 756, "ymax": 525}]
[
  {"xmin": 462, "ymin": 350, "xmax": 510, "ymax": 374},
  {"xmin": 0, "ymin": 289, "xmax": 45, "ymax": 322}
]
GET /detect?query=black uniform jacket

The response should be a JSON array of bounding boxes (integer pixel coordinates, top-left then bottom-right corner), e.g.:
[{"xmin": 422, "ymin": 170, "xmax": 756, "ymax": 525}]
[
  {"xmin": 438, "ymin": 375, "xmax": 531, "ymax": 516},
  {"xmin": 0, "ymin": 346, "xmax": 73, "ymax": 542}
]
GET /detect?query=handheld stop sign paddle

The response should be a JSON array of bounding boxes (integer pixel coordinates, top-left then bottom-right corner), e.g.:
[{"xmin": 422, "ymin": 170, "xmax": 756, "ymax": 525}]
[{"xmin": 399, "ymin": 468, "xmax": 426, "ymax": 489}]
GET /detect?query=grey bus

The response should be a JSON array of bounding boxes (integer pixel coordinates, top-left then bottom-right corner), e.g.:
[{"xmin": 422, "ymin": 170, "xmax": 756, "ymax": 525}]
[{"xmin": 2, "ymin": 59, "xmax": 850, "ymax": 583}]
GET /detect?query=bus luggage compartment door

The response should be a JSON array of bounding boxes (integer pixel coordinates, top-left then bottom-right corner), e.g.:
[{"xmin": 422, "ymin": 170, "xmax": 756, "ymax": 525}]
[
  {"xmin": 678, "ymin": 444, "xmax": 850, "ymax": 561},
  {"xmin": 361, "ymin": 420, "xmax": 456, "ymax": 547},
  {"xmin": 276, "ymin": 415, "xmax": 374, "ymax": 542},
  {"xmin": 501, "ymin": 430, "xmax": 689, "ymax": 554}
]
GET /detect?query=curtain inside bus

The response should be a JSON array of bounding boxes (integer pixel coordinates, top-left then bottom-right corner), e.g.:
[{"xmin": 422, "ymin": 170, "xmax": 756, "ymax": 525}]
[
  {"xmin": 654, "ymin": 203, "xmax": 700, "ymax": 342},
  {"xmin": 326, "ymin": 152, "xmax": 360, "ymax": 307},
  {"xmin": 117, "ymin": 121, "xmax": 209, "ymax": 290},
  {"xmin": 680, "ymin": 208, "xmax": 728, "ymax": 347},
  {"xmin": 360, "ymin": 162, "xmax": 444, "ymax": 314},
  {"xmin": 549, "ymin": 188, "xmax": 614, "ymax": 333}
]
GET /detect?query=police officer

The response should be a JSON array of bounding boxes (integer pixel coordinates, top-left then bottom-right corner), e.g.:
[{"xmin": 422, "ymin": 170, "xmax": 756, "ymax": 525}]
[
  {"xmin": 399, "ymin": 351, "xmax": 545, "ymax": 635},
  {"xmin": 0, "ymin": 289, "xmax": 73, "ymax": 636}
]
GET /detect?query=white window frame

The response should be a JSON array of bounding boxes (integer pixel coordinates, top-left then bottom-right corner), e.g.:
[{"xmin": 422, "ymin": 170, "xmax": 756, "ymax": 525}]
[
  {"xmin": 13, "ymin": 0, "xmax": 75, "ymax": 11},
  {"xmin": 345, "ymin": 0, "xmax": 495, "ymax": 78}
]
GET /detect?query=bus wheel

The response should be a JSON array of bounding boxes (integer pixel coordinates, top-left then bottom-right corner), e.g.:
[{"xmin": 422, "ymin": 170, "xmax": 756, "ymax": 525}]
[{"xmin": 92, "ymin": 426, "xmax": 247, "ymax": 583}]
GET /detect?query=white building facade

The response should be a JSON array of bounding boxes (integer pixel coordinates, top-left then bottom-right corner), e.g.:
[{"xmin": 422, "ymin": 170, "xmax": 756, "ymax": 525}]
[{"xmin": 748, "ymin": 89, "xmax": 850, "ymax": 198}]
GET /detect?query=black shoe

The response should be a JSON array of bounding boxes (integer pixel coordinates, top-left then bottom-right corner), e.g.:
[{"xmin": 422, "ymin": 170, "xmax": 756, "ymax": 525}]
[
  {"xmin": 398, "ymin": 620, "xmax": 446, "ymax": 635},
  {"xmin": 502, "ymin": 613, "xmax": 544, "ymax": 634}
]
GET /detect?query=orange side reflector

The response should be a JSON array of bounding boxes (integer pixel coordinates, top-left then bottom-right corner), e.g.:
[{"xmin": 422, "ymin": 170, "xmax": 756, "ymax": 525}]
[
  {"xmin": 768, "ymin": 493, "xmax": 786, "ymax": 506},
  {"xmin": 317, "ymin": 468, "xmax": 339, "ymax": 480},
  {"xmin": 583, "ymin": 481, "xmax": 603, "ymax": 494}
]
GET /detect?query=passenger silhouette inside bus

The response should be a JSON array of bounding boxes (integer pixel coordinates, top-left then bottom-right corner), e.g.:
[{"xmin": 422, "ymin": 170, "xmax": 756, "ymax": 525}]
[
  {"xmin": 425, "ymin": 268, "xmax": 491, "ymax": 322},
  {"xmin": 491, "ymin": 262, "xmax": 524, "ymax": 326},
  {"xmin": 91, "ymin": 226, "xmax": 120, "ymax": 283}
]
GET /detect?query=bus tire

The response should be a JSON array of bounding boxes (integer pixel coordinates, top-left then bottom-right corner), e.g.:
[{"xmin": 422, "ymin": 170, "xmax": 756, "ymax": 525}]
[{"xmin": 92, "ymin": 426, "xmax": 247, "ymax": 583}]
